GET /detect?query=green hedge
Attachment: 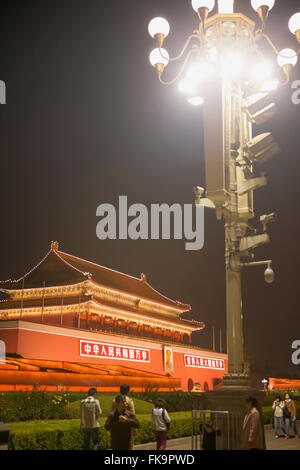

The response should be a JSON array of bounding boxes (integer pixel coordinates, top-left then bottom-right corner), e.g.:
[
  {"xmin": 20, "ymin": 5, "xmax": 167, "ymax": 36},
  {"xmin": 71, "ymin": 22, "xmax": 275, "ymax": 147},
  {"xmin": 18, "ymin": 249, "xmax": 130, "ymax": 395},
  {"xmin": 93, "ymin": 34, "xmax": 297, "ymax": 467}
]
[
  {"xmin": 3, "ymin": 389, "xmax": 299, "ymax": 426},
  {"xmin": 7, "ymin": 412, "xmax": 194, "ymax": 450},
  {"xmin": 8, "ymin": 405, "xmax": 300, "ymax": 449},
  {"xmin": 0, "ymin": 390, "xmax": 69, "ymax": 423},
  {"xmin": 0, "ymin": 391, "xmax": 153, "ymax": 423},
  {"xmin": 0, "ymin": 390, "xmax": 204, "ymax": 422}
]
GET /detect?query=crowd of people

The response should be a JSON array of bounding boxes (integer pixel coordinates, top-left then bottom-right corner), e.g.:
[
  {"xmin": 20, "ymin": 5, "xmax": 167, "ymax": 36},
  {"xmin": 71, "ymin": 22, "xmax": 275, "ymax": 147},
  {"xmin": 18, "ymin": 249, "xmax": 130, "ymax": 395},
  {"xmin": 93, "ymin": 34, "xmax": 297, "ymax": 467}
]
[
  {"xmin": 79, "ymin": 385, "xmax": 298, "ymax": 451},
  {"xmin": 80, "ymin": 384, "xmax": 171, "ymax": 451}
]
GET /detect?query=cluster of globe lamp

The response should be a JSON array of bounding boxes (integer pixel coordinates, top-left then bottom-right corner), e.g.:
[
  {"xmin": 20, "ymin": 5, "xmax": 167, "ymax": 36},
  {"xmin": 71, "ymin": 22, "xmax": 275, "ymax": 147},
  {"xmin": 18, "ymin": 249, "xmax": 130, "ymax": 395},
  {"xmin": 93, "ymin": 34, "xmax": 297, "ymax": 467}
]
[{"xmin": 148, "ymin": 0, "xmax": 300, "ymax": 106}]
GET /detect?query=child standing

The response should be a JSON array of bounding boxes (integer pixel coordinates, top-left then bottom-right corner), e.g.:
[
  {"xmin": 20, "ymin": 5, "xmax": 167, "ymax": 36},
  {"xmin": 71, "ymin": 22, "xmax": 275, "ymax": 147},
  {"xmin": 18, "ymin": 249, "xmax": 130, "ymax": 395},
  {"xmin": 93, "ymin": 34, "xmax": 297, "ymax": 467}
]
[
  {"xmin": 200, "ymin": 418, "xmax": 222, "ymax": 450},
  {"xmin": 151, "ymin": 398, "xmax": 171, "ymax": 450}
]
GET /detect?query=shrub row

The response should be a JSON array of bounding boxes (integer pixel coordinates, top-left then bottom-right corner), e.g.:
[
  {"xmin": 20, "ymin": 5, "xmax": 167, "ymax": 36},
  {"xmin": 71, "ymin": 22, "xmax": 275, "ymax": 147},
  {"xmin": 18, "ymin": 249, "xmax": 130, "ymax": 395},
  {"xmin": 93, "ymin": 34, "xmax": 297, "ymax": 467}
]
[
  {"xmin": 2, "ymin": 389, "xmax": 300, "ymax": 423},
  {"xmin": 0, "ymin": 390, "xmax": 204, "ymax": 422},
  {"xmin": 8, "ymin": 405, "xmax": 300, "ymax": 449},
  {"xmin": 0, "ymin": 390, "xmax": 69, "ymax": 423},
  {"xmin": 8, "ymin": 413, "xmax": 195, "ymax": 450}
]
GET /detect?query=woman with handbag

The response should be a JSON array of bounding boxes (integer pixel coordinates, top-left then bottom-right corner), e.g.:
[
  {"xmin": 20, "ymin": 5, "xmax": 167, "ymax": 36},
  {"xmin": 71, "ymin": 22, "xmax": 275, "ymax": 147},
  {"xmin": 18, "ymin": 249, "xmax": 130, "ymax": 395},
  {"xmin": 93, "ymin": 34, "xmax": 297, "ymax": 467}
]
[
  {"xmin": 151, "ymin": 398, "xmax": 171, "ymax": 450},
  {"xmin": 283, "ymin": 393, "xmax": 298, "ymax": 439},
  {"xmin": 105, "ymin": 394, "xmax": 140, "ymax": 450}
]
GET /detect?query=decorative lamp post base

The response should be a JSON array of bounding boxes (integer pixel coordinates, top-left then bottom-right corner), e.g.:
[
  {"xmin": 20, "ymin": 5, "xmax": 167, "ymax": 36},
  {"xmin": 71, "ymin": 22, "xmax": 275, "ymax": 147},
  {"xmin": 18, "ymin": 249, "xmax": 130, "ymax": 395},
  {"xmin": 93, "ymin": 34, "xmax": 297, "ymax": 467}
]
[
  {"xmin": 205, "ymin": 380, "xmax": 266, "ymax": 450},
  {"xmin": 222, "ymin": 373, "xmax": 251, "ymax": 388}
]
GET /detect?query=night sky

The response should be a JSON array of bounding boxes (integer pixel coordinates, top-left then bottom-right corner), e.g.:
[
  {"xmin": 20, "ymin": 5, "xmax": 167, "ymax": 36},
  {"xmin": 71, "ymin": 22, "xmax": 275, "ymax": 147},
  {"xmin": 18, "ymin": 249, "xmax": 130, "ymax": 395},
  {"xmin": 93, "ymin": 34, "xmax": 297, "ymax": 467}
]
[{"xmin": 0, "ymin": 0, "xmax": 299, "ymax": 377}]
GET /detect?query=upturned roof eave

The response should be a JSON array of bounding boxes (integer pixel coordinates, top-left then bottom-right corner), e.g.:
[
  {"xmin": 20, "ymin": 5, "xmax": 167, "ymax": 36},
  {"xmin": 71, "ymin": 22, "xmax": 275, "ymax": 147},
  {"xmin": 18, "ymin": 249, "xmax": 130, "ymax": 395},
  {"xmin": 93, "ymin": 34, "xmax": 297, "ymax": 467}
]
[{"xmin": 0, "ymin": 242, "xmax": 191, "ymax": 313}]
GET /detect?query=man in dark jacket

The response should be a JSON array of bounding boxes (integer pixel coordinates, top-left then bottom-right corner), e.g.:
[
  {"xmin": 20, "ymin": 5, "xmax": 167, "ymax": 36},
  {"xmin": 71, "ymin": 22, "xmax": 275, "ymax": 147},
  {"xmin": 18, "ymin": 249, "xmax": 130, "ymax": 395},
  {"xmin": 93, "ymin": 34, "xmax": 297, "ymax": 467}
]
[{"xmin": 105, "ymin": 395, "xmax": 140, "ymax": 450}]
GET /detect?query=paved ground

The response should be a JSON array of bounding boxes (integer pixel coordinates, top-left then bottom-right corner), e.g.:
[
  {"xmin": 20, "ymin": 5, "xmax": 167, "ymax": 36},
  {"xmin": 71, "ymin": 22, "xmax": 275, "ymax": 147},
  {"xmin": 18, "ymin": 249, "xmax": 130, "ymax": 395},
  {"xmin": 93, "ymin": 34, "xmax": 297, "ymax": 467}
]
[{"xmin": 135, "ymin": 421, "xmax": 300, "ymax": 451}]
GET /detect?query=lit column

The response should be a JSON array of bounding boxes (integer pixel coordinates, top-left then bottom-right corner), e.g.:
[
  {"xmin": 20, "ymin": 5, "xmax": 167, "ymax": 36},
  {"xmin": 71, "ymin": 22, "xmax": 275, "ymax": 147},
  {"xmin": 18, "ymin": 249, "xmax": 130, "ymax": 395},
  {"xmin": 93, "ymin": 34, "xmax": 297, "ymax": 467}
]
[{"xmin": 146, "ymin": 0, "xmax": 300, "ymax": 448}]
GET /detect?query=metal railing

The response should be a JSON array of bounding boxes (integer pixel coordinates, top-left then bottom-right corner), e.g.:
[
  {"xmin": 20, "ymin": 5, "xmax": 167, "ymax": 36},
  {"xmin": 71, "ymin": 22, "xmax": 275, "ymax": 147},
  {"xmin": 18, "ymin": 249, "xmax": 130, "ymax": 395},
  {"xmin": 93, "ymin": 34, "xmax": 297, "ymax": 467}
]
[
  {"xmin": 192, "ymin": 409, "xmax": 242, "ymax": 450},
  {"xmin": 0, "ymin": 422, "xmax": 10, "ymax": 450}
]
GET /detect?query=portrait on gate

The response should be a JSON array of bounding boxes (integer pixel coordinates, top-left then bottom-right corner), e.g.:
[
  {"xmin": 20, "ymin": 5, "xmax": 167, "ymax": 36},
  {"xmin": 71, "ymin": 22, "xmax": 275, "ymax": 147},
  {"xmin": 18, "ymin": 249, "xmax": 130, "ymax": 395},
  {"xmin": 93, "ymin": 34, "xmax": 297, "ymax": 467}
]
[{"xmin": 163, "ymin": 345, "xmax": 173, "ymax": 373}]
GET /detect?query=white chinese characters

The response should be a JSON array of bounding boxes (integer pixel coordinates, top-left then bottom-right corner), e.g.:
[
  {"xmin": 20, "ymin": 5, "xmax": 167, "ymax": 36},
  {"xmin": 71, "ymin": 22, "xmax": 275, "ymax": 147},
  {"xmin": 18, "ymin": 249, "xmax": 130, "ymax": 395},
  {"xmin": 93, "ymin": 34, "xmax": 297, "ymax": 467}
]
[
  {"xmin": 80, "ymin": 340, "xmax": 150, "ymax": 363},
  {"xmin": 184, "ymin": 354, "xmax": 225, "ymax": 370}
]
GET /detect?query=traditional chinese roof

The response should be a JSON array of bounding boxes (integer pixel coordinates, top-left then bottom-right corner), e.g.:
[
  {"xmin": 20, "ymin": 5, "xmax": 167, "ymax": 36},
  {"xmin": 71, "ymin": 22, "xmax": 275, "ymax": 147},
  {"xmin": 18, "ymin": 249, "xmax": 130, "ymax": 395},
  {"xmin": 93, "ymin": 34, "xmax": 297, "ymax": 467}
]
[{"xmin": 0, "ymin": 241, "xmax": 190, "ymax": 311}]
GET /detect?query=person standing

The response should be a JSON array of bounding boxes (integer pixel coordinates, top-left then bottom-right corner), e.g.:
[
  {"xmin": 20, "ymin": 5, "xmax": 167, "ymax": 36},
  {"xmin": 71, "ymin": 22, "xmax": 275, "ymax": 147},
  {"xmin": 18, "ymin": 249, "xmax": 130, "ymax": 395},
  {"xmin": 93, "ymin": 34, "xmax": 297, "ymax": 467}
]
[
  {"xmin": 151, "ymin": 398, "xmax": 171, "ymax": 451},
  {"xmin": 111, "ymin": 384, "xmax": 135, "ymax": 413},
  {"xmin": 111, "ymin": 384, "xmax": 135, "ymax": 448},
  {"xmin": 80, "ymin": 387, "xmax": 102, "ymax": 450},
  {"xmin": 272, "ymin": 394, "xmax": 285, "ymax": 438},
  {"xmin": 200, "ymin": 419, "xmax": 222, "ymax": 450},
  {"xmin": 242, "ymin": 396, "xmax": 264, "ymax": 450},
  {"xmin": 283, "ymin": 393, "xmax": 298, "ymax": 439},
  {"xmin": 105, "ymin": 394, "xmax": 140, "ymax": 450}
]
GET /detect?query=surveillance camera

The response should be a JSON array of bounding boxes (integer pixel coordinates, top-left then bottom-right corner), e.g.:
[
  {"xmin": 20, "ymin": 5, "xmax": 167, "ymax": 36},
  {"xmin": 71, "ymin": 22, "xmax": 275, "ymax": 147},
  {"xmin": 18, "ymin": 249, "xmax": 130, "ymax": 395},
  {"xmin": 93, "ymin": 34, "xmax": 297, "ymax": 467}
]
[
  {"xmin": 260, "ymin": 213, "xmax": 277, "ymax": 232},
  {"xmin": 194, "ymin": 186, "xmax": 205, "ymax": 198},
  {"xmin": 264, "ymin": 266, "xmax": 275, "ymax": 284},
  {"xmin": 244, "ymin": 93, "xmax": 273, "ymax": 115},
  {"xmin": 237, "ymin": 175, "xmax": 267, "ymax": 195},
  {"xmin": 260, "ymin": 213, "xmax": 277, "ymax": 224},
  {"xmin": 194, "ymin": 186, "xmax": 204, "ymax": 204},
  {"xmin": 245, "ymin": 133, "xmax": 280, "ymax": 164},
  {"xmin": 193, "ymin": 186, "xmax": 216, "ymax": 210},
  {"xmin": 244, "ymin": 93, "xmax": 277, "ymax": 125}
]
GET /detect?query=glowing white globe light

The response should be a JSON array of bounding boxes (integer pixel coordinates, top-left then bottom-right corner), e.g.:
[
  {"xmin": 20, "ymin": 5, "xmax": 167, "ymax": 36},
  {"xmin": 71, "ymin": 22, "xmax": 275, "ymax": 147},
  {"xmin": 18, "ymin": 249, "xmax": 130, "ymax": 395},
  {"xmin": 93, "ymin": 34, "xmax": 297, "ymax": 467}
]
[
  {"xmin": 148, "ymin": 17, "xmax": 170, "ymax": 38},
  {"xmin": 192, "ymin": 0, "xmax": 215, "ymax": 13},
  {"xmin": 277, "ymin": 48, "xmax": 298, "ymax": 68},
  {"xmin": 288, "ymin": 12, "xmax": 300, "ymax": 35},
  {"xmin": 251, "ymin": 0, "xmax": 275, "ymax": 12},
  {"xmin": 218, "ymin": 0, "xmax": 234, "ymax": 14},
  {"xmin": 251, "ymin": 61, "xmax": 273, "ymax": 81},
  {"xmin": 188, "ymin": 96, "xmax": 204, "ymax": 106},
  {"xmin": 149, "ymin": 48, "xmax": 169, "ymax": 67}
]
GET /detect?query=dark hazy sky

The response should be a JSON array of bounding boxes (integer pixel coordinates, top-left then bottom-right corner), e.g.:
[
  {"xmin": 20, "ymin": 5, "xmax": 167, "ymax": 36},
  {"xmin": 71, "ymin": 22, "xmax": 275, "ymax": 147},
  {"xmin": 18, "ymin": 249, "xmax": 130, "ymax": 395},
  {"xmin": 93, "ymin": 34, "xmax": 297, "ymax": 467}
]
[{"xmin": 0, "ymin": 0, "xmax": 299, "ymax": 376}]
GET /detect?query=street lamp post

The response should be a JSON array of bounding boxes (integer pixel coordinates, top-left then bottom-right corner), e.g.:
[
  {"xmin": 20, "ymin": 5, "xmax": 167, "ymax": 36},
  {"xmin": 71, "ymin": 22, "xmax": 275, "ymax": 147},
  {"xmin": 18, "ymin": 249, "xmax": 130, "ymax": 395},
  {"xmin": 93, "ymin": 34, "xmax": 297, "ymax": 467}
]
[{"xmin": 147, "ymin": 0, "xmax": 300, "ymax": 448}]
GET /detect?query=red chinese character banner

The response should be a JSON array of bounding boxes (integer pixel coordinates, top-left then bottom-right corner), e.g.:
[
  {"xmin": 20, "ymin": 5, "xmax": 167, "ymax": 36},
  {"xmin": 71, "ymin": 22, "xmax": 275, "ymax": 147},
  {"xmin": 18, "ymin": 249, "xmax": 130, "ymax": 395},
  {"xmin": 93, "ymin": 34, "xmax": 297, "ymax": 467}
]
[
  {"xmin": 80, "ymin": 340, "xmax": 150, "ymax": 363},
  {"xmin": 184, "ymin": 354, "xmax": 225, "ymax": 370}
]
